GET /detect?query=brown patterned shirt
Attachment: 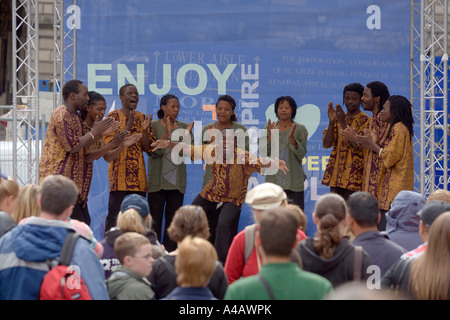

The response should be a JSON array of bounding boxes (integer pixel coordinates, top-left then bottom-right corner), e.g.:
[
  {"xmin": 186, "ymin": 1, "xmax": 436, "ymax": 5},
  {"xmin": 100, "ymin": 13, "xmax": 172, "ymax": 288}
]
[
  {"xmin": 39, "ymin": 106, "xmax": 89, "ymax": 206},
  {"xmin": 322, "ymin": 112, "xmax": 370, "ymax": 191},
  {"xmin": 362, "ymin": 113, "xmax": 390, "ymax": 199},
  {"xmin": 105, "ymin": 110, "xmax": 155, "ymax": 192}
]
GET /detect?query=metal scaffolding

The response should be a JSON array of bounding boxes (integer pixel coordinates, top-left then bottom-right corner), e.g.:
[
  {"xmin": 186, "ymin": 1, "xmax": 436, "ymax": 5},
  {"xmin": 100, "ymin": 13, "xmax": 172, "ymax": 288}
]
[
  {"xmin": 53, "ymin": 0, "xmax": 77, "ymax": 108},
  {"xmin": 411, "ymin": 0, "xmax": 449, "ymax": 195},
  {"xmin": 11, "ymin": 0, "xmax": 41, "ymax": 185}
]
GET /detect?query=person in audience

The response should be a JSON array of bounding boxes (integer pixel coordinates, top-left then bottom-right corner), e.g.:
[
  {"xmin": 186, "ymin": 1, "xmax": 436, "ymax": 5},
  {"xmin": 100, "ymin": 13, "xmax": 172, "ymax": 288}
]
[
  {"xmin": 162, "ymin": 236, "xmax": 218, "ymax": 300},
  {"xmin": 347, "ymin": 191, "xmax": 406, "ymax": 276},
  {"xmin": 385, "ymin": 190, "xmax": 426, "ymax": 251},
  {"xmin": 381, "ymin": 212, "xmax": 450, "ymax": 300},
  {"xmin": 224, "ymin": 182, "xmax": 306, "ymax": 284},
  {"xmin": 11, "ymin": 184, "xmax": 40, "ymax": 224},
  {"xmin": 426, "ymin": 189, "xmax": 450, "ymax": 204},
  {"xmin": 225, "ymin": 207, "xmax": 333, "ymax": 300},
  {"xmin": 0, "ymin": 176, "xmax": 20, "ymax": 237},
  {"xmin": 0, "ymin": 174, "xmax": 109, "ymax": 299},
  {"xmin": 401, "ymin": 200, "xmax": 450, "ymax": 260},
  {"xmin": 296, "ymin": 193, "xmax": 372, "ymax": 287},
  {"xmin": 147, "ymin": 205, "xmax": 228, "ymax": 299},
  {"xmin": 106, "ymin": 232, "xmax": 155, "ymax": 300},
  {"xmin": 100, "ymin": 193, "xmax": 163, "ymax": 279}
]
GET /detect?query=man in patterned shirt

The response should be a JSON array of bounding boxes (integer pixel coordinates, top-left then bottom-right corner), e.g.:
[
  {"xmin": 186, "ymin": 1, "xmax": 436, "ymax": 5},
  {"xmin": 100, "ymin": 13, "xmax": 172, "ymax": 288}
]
[
  {"xmin": 39, "ymin": 79, "xmax": 115, "ymax": 225},
  {"xmin": 322, "ymin": 83, "xmax": 370, "ymax": 200},
  {"xmin": 104, "ymin": 84, "xmax": 155, "ymax": 232}
]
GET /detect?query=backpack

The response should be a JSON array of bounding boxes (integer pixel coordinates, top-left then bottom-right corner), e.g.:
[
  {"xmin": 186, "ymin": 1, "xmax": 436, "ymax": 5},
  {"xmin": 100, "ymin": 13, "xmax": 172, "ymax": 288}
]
[{"xmin": 39, "ymin": 232, "xmax": 92, "ymax": 300}]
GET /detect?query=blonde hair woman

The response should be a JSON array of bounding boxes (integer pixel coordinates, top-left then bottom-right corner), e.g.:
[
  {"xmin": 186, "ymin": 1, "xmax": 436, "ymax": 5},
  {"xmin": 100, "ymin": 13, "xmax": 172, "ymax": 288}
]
[
  {"xmin": 409, "ymin": 211, "xmax": 450, "ymax": 299},
  {"xmin": 13, "ymin": 184, "xmax": 41, "ymax": 224}
]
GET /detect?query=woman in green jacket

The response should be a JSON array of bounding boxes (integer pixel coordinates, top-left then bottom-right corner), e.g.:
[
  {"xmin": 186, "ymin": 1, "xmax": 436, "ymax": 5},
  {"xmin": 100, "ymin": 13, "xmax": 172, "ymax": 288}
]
[
  {"xmin": 259, "ymin": 96, "xmax": 308, "ymax": 210},
  {"xmin": 147, "ymin": 94, "xmax": 193, "ymax": 252}
]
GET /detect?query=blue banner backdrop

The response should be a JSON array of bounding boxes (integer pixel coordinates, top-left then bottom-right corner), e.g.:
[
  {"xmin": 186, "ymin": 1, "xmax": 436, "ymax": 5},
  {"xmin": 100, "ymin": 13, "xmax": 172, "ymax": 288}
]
[{"xmin": 72, "ymin": 0, "xmax": 411, "ymax": 240}]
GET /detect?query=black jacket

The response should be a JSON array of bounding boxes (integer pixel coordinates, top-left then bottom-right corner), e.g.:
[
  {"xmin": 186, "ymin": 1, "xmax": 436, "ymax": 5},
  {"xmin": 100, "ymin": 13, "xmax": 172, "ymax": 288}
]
[
  {"xmin": 296, "ymin": 237, "xmax": 372, "ymax": 287},
  {"xmin": 148, "ymin": 254, "xmax": 228, "ymax": 300}
]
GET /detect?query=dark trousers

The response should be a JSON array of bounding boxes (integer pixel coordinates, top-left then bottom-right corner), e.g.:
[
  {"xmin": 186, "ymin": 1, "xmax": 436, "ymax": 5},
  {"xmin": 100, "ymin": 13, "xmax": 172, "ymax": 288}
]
[
  {"xmin": 192, "ymin": 194, "xmax": 241, "ymax": 263},
  {"xmin": 105, "ymin": 191, "xmax": 147, "ymax": 233},
  {"xmin": 71, "ymin": 201, "xmax": 91, "ymax": 226},
  {"xmin": 285, "ymin": 190, "xmax": 305, "ymax": 211},
  {"xmin": 148, "ymin": 189, "xmax": 184, "ymax": 252},
  {"xmin": 379, "ymin": 209, "xmax": 388, "ymax": 231},
  {"xmin": 330, "ymin": 187, "xmax": 355, "ymax": 201}
]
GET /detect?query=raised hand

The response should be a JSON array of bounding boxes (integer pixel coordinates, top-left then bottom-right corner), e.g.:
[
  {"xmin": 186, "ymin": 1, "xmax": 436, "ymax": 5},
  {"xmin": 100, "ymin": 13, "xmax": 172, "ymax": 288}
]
[
  {"xmin": 111, "ymin": 130, "xmax": 130, "ymax": 147},
  {"xmin": 340, "ymin": 126, "xmax": 358, "ymax": 142},
  {"xmin": 327, "ymin": 102, "xmax": 337, "ymax": 122},
  {"xmin": 151, "ymin": 139, "xmax": 170, "ymax": 152},
  {"xmin": 185, "ymin": 121, "xmax": 194, "ymax": 142},
  {"xmin": 288, "ymin": 123, "xmax": 298, "ymax": 148},
  {"xmin": 91, "ymin": 117, "xmax": 115, "ymax": 138},
  {"xmin": 356, "ymin": 128, "xmax": 377, "ymax": 149},
  {"xmin": 123, "ymin": 133, "xmax": 142, "ymax": 148},
  {"xmin": 335, "ymin": 104, "xmax": 346, "ymax": 123},
  {"xmin": 143, "ymin": 114, "xmax": 153, "ymax": 131},
  {"xmin": 267, "ymin": 119, "xmax": 275, "ymax": 141},
  {"xmin": 100, "ymin": 119, "xmax": 121, "ymax": 137}
]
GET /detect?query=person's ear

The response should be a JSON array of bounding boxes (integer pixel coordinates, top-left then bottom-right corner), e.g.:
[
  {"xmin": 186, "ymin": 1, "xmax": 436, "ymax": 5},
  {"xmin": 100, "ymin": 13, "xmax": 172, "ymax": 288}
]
[
  {"xmin": 123, "ymin": 255, "xmax": 133, "ymax": 267},
  {"xmin": 63, "ymin": 205, "xmax": 74, "ymax": 220},
  {"xmin": 374, "ymin": 96, "xmax": 381, "ymax": 108},
  {"xmin": 312, "ymin": 212, "xmax": 319, "ymax": 225},
  {"xmin": 293, "ymin": 233, "xmax": 301, "ymax": 249}
]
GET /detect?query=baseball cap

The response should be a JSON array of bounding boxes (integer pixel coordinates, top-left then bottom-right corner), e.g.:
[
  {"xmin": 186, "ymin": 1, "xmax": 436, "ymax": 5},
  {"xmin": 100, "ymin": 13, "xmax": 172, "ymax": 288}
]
[
  {"xmin": 245, "ymin": 182, "xmax": 287, "ymax": 211},
  {"xmin": 417, "ymin": 200, "xmax": 450, "ymax": 227},
  {"xmin": 120, "ymin": 194, "xmax": 149, "ymax": 218}
]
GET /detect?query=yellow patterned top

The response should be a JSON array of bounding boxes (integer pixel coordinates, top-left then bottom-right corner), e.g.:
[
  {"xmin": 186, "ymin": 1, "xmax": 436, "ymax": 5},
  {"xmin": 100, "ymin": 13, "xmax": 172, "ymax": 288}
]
[
  {"xmin": 104, "ymin": 110, "xmax": 155, "ymax": 192},
  {"xmin": 191, "ymin": 145, "xmax": 262, "ymax": 207},
  {"xmin": 377, "ymin": 122, "xmax": 414, "ymax": 210}
]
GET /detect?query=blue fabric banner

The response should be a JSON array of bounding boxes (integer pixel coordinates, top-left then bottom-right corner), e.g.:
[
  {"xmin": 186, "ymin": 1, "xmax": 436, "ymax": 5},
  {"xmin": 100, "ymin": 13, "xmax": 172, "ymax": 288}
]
[{"xmin": 72, "ymin": 0, "xmax": 411, "ymax": 240}]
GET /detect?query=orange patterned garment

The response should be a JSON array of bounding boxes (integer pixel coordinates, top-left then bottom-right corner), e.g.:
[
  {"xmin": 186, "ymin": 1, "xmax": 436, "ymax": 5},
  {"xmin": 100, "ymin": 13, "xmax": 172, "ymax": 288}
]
[
  {"xmin": 81, "ymin": 121, "xmax": 105, "ymax": 202},
  {"xmin": 362, "ymin": 113, "xmax": 390, "ymax": 199},
  {"xmin": 322, "ymin": 112, "xmax": 370, "ymax": 191},
  {"xmin": 377, "ymin": 122, "xmax": 414, "ymax": 211},
  {"xmin": 105, "ymin": 110, "xmax": 155, "ymax": 192},
  {"xmin": 39, "ymin": 106, "xmax": 90, "ymax": 206},
  {"xmin": 191, "ymin": 145, "xmax": 262, "ymax": 208}
]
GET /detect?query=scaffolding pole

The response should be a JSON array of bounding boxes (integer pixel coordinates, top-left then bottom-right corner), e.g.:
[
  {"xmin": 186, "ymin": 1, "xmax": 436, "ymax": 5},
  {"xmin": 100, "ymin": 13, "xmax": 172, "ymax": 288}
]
[{"xmin": 11, "ymin": 0, "xmax": 40, "ymax": 185}]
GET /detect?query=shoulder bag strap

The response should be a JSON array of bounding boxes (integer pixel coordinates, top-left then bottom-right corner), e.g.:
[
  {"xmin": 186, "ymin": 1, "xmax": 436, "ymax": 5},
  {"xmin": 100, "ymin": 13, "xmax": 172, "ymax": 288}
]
[
  {"xmin": 353, "ymin": 245, "xmax": 363, "ymax": 282},
  {"xmin": 257, "ymin": 274, "xmax": 276, "ymax": 300}
]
